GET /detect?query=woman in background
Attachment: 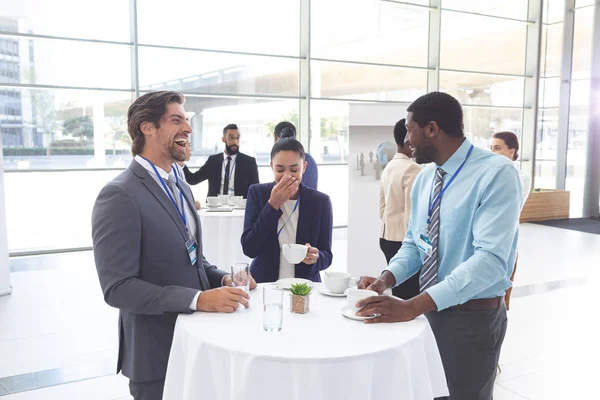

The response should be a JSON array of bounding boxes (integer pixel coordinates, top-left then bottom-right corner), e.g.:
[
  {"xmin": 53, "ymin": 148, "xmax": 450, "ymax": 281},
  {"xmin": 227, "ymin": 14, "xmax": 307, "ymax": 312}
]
[
  {"xmin": 491, "ymin": 131, "xmax": 531, "ymax": 310},
  {"xmin": 241, "ymin": 138, "xmax": 333, "ymax": 283}
]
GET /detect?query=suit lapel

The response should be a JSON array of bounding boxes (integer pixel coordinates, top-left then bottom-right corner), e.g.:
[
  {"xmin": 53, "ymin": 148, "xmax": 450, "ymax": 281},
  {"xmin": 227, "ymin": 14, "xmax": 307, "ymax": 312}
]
[
  {"xmin": 234, "ymin": 154, "xmax": 242, "ymax": 195},
  {"xmin": 178, "ymin": 183, "xmax": 211, "ymax": 289},
  {"xmin": 131, "ymin": 161, "xmax": 189, "ymax": 242},
  {"xmin": 216, "ymin": 153, "xmax": 224, "ymax": 194},
  {"xmin": 295, "ymin": 184, "xmax": 308, "ymax": 245},
  {"xmin": 179, "ymin": 182, "xmax": 201, "ymax": 240}
]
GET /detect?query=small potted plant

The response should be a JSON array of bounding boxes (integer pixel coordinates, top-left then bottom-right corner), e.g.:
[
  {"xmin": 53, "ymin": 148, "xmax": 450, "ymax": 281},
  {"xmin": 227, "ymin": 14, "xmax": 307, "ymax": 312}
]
[{"xmin": 290, "ymin": 283, "xmax": 311, "ymax": 314}]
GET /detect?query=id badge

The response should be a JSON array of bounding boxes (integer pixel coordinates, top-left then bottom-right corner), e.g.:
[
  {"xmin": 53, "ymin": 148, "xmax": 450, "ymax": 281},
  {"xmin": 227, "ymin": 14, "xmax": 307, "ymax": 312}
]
[
  {"xmin": 186, "ymin": 238, "xmax": 198, "ymax": 265},
  {"xmin": 417, "ymin": 232, "xmax": 433, "ymax": 256}
]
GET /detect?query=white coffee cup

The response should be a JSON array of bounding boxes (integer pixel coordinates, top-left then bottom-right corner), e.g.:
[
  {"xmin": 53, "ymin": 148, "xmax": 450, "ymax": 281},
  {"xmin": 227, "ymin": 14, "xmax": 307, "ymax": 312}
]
[
  {"xmin": 235, "ymin": 198, "xmax": 247, "ymax": 208},
  {"xmin": 218, "ymin": 194, "xmax": 230, "ymax": 205},
  {"xmin": 324, "ymin": 272, "xmax": 351, "ymax": 294},
  {"xmin": 282, "ymin": 243, "xmax": 308, "ymax": 264},
  {"xmin": 346, "ymin": 289, "xmax": 378, "ymax": 314},
  {"xmin": 231, "ymin": 195, "xmax": 243, "ymax": 205},
  {"xmin": 207, "ymin": 197, "xmax": 220, "ymax": 207}
]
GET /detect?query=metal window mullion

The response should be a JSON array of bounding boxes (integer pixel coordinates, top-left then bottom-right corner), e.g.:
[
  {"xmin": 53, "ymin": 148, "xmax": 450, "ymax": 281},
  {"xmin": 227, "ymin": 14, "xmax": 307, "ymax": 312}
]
[
  {"xmin": 583, "ymin": 1, "xmax": 600, "ymax": 217},
  {"xmin": 299, "ymin": 0, "xmax": 311, "ymax": 150},
  {"xmin": 427, "ymin": 0, "xmax": 441, "ymax": 92},
  {"xmin": 556, "ymin": 1, "xmax": 576, "ymax": 190},
  {"xmin": 130, "ymin": 0, "xmax": 139, "ymax": 98},
  {"xmin": 440, "ymin": 8, "xmax": 533, "ymax": 25}
]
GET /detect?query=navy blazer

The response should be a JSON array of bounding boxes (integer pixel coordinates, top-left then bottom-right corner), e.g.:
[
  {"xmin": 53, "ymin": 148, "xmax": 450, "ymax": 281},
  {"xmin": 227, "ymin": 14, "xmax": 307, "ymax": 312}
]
[{"xmin": 241, "ymin": 182, "xmax": 333, "ymax": 283}]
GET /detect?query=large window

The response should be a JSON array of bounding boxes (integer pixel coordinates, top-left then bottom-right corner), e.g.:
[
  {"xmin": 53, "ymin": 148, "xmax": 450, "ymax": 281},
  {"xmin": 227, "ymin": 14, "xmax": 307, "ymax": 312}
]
[{"xmin": 1, "ymin": 0, "xmax": 598, "ymax": 253}]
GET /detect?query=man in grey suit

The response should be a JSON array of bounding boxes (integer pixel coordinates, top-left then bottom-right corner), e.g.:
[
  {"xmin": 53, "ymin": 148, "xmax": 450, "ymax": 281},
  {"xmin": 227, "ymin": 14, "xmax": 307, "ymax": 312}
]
[{"xmin": 92, "ymin": 91, "xmax": 254, "ymax": 400}]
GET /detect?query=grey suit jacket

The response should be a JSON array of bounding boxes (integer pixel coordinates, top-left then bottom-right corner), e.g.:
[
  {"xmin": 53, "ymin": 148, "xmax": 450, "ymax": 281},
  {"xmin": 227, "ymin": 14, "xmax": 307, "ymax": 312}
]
[{"xmin": 92, "ymin": 160, "xmax": 227, "ymax": 382}]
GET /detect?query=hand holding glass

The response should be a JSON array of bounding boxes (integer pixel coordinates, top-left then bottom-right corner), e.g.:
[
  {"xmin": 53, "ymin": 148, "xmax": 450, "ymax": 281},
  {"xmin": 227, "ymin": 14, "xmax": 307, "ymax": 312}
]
[{"xmin": 231, "ymin": 263, "xmax": 250, "ymax": 293}]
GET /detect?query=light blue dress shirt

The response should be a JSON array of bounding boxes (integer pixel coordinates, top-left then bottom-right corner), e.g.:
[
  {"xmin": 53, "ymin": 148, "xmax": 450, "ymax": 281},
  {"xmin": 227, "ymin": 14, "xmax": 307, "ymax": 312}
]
[{"xmin": 386, "ymin": 139, "xmax": 522, "ymax": 311}]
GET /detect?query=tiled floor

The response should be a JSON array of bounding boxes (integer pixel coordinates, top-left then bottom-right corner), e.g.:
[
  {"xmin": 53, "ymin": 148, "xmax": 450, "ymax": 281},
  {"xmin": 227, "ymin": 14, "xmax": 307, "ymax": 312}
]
[{"xmin": 0, "ymin": 223, "xmax": 598, "ymax": 399}]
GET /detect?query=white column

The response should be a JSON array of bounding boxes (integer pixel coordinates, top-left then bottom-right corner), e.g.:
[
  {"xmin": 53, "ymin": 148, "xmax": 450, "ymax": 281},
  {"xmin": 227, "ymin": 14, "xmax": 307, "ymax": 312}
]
[
  {"xmin": 556, "ymin": 0, "xmax": 576, "ymax": 189},
  {"xmin": 521, "ymin": 0, "xmax": 544, "ymax": 186},
  {"xmin": 0, "ymin": 140, "xmax": 12, "ymax": 296},
  {"xmin": 583, "ymin": 0, "xmax": 600, "ymax": 217}
]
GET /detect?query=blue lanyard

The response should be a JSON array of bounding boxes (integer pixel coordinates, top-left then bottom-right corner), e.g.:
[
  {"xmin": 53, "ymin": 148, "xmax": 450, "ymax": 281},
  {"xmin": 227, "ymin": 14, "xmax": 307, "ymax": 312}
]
[
  {"xmin": 140, "ymin": 156, "xmax": 187, "ymax": 228},
  {"xmin": 427, "ymin": 144, "xmax": 474, "ymax": 224},
  {"xmin": 277, "ymin": 195, "xmax": 300, "ymax": 237}
]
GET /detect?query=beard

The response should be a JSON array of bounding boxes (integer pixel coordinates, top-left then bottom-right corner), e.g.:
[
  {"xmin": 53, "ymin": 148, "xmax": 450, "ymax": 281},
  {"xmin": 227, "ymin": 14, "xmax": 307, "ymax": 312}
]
[
  {"xmin": 169, "ymin": 143, "xmax": 187, "ymax": 162},
  {"xmin": 226, "ymin": 144, "xmax": 239, "ymax": 155},
  {"xmin": 414, "ymin": 144, "xmax": 436, "ymax": 165}
]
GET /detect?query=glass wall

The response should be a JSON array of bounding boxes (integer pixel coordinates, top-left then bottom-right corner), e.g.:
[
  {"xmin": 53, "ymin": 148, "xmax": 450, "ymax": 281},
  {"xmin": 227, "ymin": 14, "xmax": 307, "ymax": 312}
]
[{"xmin": 1, "ymin": 0, "xmax": 597, "ymax": 253}]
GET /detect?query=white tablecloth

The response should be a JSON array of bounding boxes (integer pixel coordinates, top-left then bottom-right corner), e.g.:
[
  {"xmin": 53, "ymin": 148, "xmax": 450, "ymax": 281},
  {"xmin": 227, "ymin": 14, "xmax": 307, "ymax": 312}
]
[
  {"xmin": 198, "ymin": 209, "xmax": 251, "ymax": 272},
  {"xmin": 163, "ymin": 284, "xmax": 448, "ymax": 400}
]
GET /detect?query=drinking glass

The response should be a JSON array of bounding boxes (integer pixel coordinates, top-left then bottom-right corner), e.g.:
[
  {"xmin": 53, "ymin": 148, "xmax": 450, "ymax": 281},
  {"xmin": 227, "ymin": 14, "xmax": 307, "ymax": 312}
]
[
  {"xmin": 231, "ymin": 263, "xmax": 250, "ymax": 293},
  {"xmin": 263, "ymin": 284, "xmax": 283, "ymax": 332}
]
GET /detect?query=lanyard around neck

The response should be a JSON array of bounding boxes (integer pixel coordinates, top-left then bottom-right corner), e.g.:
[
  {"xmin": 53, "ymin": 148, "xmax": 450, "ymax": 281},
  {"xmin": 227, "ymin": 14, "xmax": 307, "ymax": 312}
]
[
  {"xmin": 427, "ymin": 144, "xmax": 474, "ymax": 224},
  {"xmin": 277, "ymin": 195, "xmax": 300, "ymax": 237},
  {"xmin": 140, "ymin": 156, "xmax": 187, "ymax": 228}
]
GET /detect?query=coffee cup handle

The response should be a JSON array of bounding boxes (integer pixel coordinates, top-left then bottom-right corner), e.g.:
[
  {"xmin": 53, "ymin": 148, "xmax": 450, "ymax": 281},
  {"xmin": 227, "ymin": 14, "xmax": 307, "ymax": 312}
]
[{"xmin": 348, "ymin": 277, "xmax": 357, "ymax": 288}]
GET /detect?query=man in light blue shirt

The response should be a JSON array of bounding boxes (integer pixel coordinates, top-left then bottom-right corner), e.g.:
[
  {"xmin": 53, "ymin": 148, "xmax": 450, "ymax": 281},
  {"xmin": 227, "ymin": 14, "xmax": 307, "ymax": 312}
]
[{"xmin": 356, "ymin": 92, "xmax": 521, "ymax": 399}]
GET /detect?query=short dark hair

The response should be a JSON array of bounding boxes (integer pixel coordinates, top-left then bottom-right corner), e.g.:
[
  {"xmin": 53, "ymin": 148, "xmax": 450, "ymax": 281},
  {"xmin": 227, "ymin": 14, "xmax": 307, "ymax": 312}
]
[
  {"xmin": 393, "ymin": 118, "xmax": 408, "ymax": 146},
  {"xmin": 223, "ymin": 123, "xmax": 238, "ymax": 135},
  {"xmin": 127, "ymin": 91, "xmax": 185, "ymax": 156},
  {"xmin": 270, "ymin": 138, "xmax": 305, "ymax": 160},
  {"xmin": 407, "ymin": 91, "xmax": 464, "ymax": 138},
  {"xmin": 493, "ymin": 131, "xmax": 520, "ymax": 161},
  {"xmin": 274, "ymin": 121, "xmax": 296, "ymax": 139}
]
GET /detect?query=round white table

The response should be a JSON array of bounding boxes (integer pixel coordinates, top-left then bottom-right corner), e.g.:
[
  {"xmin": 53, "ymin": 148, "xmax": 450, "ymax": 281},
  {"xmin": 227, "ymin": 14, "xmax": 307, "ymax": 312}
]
[
  {"xmin": 198, "ymin": 208, "xmax": 251, "ymax": 272},
  {"xmin": 163, "ymin": 284, "xmax": 449, "ymax": 400}
]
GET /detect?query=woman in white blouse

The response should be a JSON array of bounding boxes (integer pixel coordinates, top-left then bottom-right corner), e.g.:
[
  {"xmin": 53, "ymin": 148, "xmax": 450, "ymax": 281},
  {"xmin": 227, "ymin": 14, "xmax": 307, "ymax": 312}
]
[
  {"xmin": 241, "ymin": 138, "xmax": 333, "ymax": 283},
  {"xmin": 490, "ymin": 131, "xmax": 530, "ymax": 309}
]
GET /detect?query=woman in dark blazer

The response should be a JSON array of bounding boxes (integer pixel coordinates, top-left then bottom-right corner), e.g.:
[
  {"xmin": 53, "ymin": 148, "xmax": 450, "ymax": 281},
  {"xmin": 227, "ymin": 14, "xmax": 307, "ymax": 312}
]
[{"xmin": 241, "ymin": 138, "xmax": 333, "ymax": 283}]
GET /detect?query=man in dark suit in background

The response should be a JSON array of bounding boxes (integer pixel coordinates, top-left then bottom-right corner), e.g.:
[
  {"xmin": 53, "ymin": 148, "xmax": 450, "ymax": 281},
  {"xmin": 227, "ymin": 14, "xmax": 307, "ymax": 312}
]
[{"xmin": 184, "ymin": 123, "xmax": 259, "ymax": 198}]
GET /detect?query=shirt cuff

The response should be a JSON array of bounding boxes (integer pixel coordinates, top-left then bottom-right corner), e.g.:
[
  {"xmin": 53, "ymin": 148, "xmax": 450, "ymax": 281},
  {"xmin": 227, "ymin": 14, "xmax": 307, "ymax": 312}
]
[
  {"xmin": 189, "ymin": 291, "xmax": 202, "ymax": 311},
  {"xmin": 384, "ymin": 265, "xmax": 405, "ymax": 288},
  {"xmin": 221, "ymin": 274, "xmax": 229, "ymax": 287},
  {"xmin": 425, "ymin": 280, "xmax": 459, "ymax": 311}
]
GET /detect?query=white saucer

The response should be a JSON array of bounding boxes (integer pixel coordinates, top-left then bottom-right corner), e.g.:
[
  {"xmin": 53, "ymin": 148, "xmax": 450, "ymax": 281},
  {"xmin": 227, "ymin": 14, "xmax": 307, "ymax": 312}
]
[
  {"xmin": 318, "ymin": 284, "xmax": 347, "ymax": 297},
  {"xmin": 341, "ymin": 306, "xmax": 379, "ymax": 321},
  {"xmin": 206, "ymin": 206, "xmax": 233, "ymax": 212},
  {"xmin": 233, "ymin": 206, "xmax": 246, "ymax": 210},
  {"xmin": 275, "ymin": 278, "xmax": 313, "ymax": 290}
]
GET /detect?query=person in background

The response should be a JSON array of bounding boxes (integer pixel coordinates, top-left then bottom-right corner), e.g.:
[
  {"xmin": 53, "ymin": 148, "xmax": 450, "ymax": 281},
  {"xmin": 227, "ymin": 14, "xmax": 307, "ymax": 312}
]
[
  {"xmin": 357, "ymin": 92, "xmax": 521, "ymax": 400},
  {"xmin": 241, "ymin": 138, "xmax": 333, "ymax": 283},
  {"xmin": 175, "ymin": 141, "xmax": 200, "ymax": 210},
  {"xmin": 184, "ymin": 124, "xmax": 259, "ymax": 198},
  {"xmin": 490, "ymin": 131, "xmax": 531, "ymax": 310},
  {"xmin": 92, "ymin": 91, "xmax": 254, "ymax": 400},
  {"xmin": 379, "ymin": 118, "xmax": 422, "ymax": 300},
  {"xmin": 273, "ymin": 121, "xmax": 318, "ymax": 190},
  {"xmin": 490, "ymin": 131, "xmax": 531, "ymax": 207}
]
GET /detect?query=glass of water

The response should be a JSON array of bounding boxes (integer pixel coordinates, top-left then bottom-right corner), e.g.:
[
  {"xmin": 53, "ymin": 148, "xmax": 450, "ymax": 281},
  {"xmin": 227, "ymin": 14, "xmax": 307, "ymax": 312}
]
[
  {"xmin": 231, "ymin": 263, "xmax": 250, "ymax": 293},
  {"xmin": 263, "ymin": 284, "xmax": 283, "ymax": 332}
]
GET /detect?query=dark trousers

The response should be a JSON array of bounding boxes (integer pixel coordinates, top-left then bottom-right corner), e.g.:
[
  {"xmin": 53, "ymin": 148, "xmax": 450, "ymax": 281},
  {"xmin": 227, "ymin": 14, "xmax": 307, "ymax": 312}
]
[
  {"xmin": 427, "ymin": 302, "xmax": 508, "ymax": 400},
  {"xmin": 379, "ymin": 238, "xmax": 420, "ymax": 300},
  {"xmin": 129, "ymin": 379, "xmax": 165, "ymax": 400}
]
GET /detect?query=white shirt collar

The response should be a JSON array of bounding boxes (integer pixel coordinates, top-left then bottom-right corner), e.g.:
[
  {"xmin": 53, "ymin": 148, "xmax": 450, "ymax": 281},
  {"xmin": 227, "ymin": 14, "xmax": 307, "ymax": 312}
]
[
  {"xmin": 135, "ymin": 155, "xmax": 172, "ymax": 180},
  {"xmin": 393, "ymin": 153, "xmax": 410, "ymax": 160},
  {"xmin": 224, "ymin": 151, "xmax": 238, "ymax": 160}
]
